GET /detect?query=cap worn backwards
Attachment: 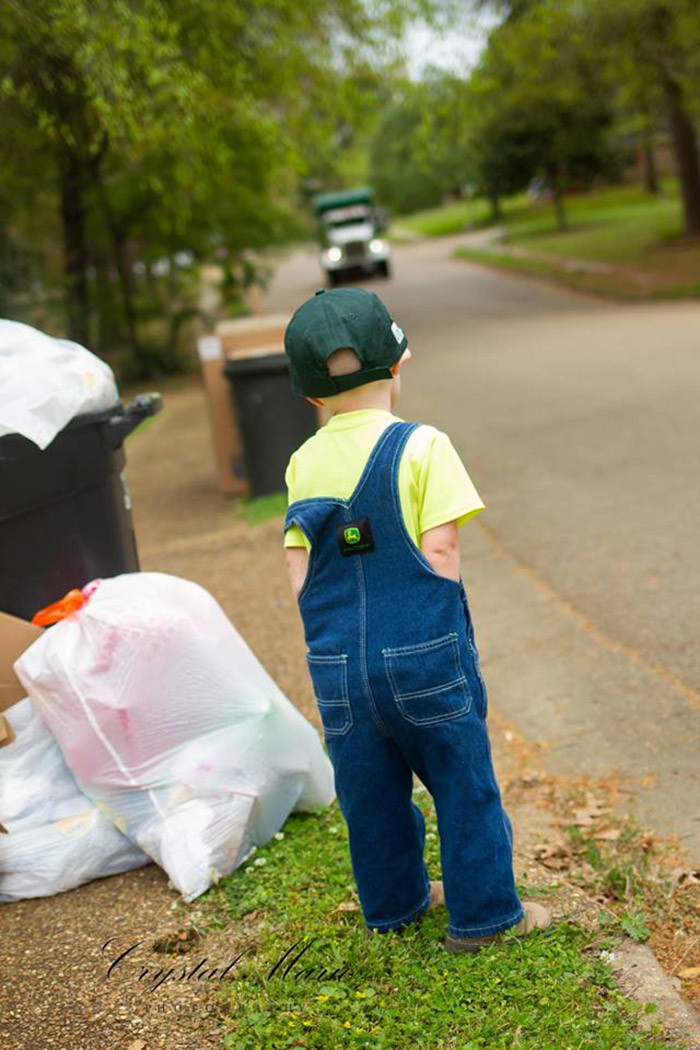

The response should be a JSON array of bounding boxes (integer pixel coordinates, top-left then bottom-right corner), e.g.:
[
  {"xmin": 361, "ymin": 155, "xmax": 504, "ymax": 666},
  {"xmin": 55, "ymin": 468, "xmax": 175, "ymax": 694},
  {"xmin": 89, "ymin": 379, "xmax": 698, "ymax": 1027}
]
[{"xmin": 283, "ymin": 287, "xmax": 408, "ymax": 398}]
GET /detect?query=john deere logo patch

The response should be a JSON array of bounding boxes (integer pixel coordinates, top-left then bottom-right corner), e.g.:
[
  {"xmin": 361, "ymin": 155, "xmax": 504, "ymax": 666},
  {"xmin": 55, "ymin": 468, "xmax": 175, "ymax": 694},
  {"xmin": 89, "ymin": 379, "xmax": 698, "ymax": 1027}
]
[{"xmin": 337, "ymin": 517, "xmax": 374, "ymax": 556}]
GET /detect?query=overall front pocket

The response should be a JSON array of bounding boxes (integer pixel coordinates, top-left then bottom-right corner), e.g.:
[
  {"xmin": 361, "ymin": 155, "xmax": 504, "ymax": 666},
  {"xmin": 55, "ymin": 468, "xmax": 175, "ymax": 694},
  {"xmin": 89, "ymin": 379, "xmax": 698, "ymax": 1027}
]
[
  {"xmin": 382, "ymin": 632, "xmax": 472, "ymax": 725},
  {"xmin": 305, "ymin": 652, "xmax": 352, "ymax": 736}
]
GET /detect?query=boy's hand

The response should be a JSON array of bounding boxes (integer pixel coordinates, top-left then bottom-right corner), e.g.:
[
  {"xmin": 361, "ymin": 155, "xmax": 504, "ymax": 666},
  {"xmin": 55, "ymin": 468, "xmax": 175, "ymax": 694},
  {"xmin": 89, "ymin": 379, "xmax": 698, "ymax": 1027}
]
[
  {"xmin": 285, "ymin": 547, "xmax": 309, "ymax": 600},
  {"xmin": 420, "ymin": 520, "xmax": 461, "ymax": 582}
]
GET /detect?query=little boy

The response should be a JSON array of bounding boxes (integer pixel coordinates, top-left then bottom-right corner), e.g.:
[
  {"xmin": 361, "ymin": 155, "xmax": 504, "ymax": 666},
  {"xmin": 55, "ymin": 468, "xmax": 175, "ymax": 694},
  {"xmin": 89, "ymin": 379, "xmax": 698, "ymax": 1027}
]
[{"xmin": 282, "ymin": 287, "xmax": 549, "ymax": 951}]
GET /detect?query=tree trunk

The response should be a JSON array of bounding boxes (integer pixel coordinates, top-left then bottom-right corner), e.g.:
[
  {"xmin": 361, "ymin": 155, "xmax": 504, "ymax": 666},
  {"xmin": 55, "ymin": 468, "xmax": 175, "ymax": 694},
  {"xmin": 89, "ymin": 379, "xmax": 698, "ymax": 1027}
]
[
  {"xmin": 660, "ymin": 71, "xmax": 700, "ymax": 234},
  {"xmin": 489, "ymin": 191, "xmax": 502, "ymax": 222},
  {"xmin": 642, "ymin": 136, "xmax": 660, "ymax": 195},
  {"xmin": 549, "ymin": 169, "xmax": 567, "ymax": 231},
  {"xmin": 111, "ymin": 229, "xmax": 140, "ymax": 355},
  {"xmin": 59, "ymin": 151, "xmax": 90, "ymax": 345},
  {"xmin": 92, "ymin": 173, "xmax": 140, "ymax": 355}
]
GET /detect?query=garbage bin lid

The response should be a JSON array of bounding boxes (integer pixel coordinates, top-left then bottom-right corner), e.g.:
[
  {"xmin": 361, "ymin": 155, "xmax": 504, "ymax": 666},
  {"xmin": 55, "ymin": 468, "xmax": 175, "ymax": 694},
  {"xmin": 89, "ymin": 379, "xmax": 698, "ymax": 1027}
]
[{"xmin": 223, "ymin": 352, "xmax": 289, "ymax": 377}]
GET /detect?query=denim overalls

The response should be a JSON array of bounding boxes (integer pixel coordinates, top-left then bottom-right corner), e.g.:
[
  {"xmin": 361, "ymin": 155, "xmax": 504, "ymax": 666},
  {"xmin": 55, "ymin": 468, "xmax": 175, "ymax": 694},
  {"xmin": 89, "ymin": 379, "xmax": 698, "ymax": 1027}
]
[{"xmin": 284, "ymin": 420, "xmax": 523, "ymax": 939}]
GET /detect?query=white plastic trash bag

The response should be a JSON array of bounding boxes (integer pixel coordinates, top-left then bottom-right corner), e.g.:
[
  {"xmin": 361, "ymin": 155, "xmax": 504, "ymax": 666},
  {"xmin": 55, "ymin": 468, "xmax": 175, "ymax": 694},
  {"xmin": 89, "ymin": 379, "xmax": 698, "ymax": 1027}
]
[
  {"xmin": 15, "ymin": 573, "xmax": 335, "ymax": 900},
  {"xmin": 0, "ymin": 319, "xmax": 118, "ymax": 449},
  {"xmin": 0, "ymin": 698, "xmax": 149, "ymax": 903}
]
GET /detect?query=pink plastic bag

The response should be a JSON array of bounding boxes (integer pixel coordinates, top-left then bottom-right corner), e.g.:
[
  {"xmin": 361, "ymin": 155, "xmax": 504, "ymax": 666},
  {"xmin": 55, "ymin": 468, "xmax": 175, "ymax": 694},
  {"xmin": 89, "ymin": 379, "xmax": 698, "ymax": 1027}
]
[{"xmin": 16, "ymin": 573, "xmax": 334, "ymax": 899}]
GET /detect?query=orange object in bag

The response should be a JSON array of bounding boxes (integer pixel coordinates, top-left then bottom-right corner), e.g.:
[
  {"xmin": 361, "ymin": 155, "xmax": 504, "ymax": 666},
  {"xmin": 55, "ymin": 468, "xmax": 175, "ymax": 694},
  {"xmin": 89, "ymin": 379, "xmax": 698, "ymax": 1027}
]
[{"xmin": 32, "ymin": 588, "xmax": 86, "ymax": 626}]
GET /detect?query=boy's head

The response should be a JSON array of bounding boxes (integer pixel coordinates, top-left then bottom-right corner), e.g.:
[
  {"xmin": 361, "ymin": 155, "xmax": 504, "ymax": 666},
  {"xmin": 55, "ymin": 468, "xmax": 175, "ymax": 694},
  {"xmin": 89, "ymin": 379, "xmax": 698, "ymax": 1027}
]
[{"xmin": 283, "ymin": 287, "xmax": 411, "ymax": 410}]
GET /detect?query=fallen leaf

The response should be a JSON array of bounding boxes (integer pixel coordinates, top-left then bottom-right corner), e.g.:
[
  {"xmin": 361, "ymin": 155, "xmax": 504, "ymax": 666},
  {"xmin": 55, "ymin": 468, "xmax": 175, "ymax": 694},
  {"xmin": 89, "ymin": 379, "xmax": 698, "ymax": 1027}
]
[
  {"xmin": 594, "ymin": 827, "xmax": 621, "ymax": 842},
  {"xmin": 669, "ymin": 868, "xmax": 700, "ymax": 889},
  {"xmin": 127, "ymin": 1041, "xmax": 147, "ymax": 1050},
  {"xmin": 571, "ymin": 799, "xmax": 610, "ymax": 826},
  {"xmin": 534, "ymin": 843, "xmax": 570, "ymax": 871},
  {"xmin": 329, "ymin": 901, "xmax": 359, "ymax": 914},
  {"xmin": 678, "ymin": 966, "xmax": 700, "ymax": 980}
]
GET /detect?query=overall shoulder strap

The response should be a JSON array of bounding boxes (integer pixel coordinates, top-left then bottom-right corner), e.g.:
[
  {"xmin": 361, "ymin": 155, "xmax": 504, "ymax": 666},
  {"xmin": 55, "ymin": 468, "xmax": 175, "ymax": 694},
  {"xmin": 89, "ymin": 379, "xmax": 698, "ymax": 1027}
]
[{"xmin": 347, "ymin": 420, "xmax": 419, "ymax": 509}]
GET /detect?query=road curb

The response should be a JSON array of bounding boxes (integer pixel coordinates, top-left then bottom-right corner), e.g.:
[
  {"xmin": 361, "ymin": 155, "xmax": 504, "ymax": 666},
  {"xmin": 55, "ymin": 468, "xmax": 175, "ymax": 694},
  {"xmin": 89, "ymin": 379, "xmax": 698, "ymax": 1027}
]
[{"xmin": 607, "ymin": 939, "xmax": 700, "ymax": 1048}]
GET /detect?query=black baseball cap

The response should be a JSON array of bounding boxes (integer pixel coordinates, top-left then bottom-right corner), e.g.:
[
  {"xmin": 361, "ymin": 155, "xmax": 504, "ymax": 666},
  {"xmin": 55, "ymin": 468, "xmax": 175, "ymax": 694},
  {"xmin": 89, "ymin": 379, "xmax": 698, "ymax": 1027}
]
[{"xmin": 284, "ymin": 287, "xmax": 408, "ymax": 398}]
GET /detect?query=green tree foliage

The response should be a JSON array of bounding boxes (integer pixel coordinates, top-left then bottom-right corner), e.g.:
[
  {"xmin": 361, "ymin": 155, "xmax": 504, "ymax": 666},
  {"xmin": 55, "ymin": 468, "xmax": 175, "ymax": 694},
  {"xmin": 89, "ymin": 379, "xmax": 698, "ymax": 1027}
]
[
  {"xmin": 0, "ymin": 0, "xmax": 434, "ymax": 374},
  {"xmin": 468, "ymin": 2, "xmax": 619, "ymax": 229},
  {"xmin": 471, "ymin": 0, "xmax": 700, "ymax": 234},
  {"xmin": 369, "ymin": 71, "xmax": 476, "ymax": 215},
  {"xmin": 584, "ymin": 0, "xmax": 700, "ymax": 235}
]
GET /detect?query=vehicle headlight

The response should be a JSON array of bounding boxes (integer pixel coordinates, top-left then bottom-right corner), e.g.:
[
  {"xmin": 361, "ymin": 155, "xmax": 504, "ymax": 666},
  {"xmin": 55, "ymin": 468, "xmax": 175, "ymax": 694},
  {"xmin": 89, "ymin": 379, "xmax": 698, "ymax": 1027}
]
[
  {"xmin": 369, "ymin": 238, "xmax": 385, "ymax": 254},
  {"xmin": 327, "ymin": 246, "xmax": 343, "ymax": 263}
]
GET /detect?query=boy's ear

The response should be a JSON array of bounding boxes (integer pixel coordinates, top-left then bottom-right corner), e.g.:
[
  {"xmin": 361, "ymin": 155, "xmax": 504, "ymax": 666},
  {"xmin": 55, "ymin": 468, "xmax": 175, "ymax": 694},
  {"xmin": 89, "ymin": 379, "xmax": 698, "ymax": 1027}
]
[{"xmin": 391, "ymin": 347, "xmax": 412, "ymax": 375}]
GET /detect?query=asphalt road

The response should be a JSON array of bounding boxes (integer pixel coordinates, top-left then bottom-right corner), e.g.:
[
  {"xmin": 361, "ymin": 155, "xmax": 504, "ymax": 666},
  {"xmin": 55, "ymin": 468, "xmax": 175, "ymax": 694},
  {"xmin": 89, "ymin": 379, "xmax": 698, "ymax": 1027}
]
[{"xmin": 265, "ymin": 237, "xmax": 700, "ymax": 861}]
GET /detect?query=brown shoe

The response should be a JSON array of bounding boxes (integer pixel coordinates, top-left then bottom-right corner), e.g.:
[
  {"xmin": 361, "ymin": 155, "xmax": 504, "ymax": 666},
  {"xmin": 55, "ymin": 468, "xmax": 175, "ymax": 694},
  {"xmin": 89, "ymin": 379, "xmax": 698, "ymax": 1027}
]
[{"xmin": 444, "ymin": 901, "xmax": 551, "ymax": 954}]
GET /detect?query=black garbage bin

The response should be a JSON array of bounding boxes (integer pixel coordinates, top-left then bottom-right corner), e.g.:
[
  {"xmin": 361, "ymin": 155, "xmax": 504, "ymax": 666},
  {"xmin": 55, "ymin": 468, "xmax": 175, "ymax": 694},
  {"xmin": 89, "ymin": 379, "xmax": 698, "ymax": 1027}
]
[
  {"xmin": 223, "ymin": 353, "xmax": 318, "ymax": 497},
  {"xmin": 0, "ymin": 393, "xmax": 162, "ymax": 621}
]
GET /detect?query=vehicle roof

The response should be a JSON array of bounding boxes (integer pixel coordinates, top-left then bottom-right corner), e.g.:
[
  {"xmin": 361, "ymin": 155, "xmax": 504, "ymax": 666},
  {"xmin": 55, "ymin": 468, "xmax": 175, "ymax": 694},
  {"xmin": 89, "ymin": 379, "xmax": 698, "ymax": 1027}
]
[{"xmin": 313, "ymin": 187, "xmax": 373, "ymax": 214}]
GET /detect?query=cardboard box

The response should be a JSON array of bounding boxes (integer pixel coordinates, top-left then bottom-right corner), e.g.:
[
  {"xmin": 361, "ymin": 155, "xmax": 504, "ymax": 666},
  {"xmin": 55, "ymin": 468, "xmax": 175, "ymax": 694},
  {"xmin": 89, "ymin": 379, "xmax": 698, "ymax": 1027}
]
[
  {"xmin": 0, "ymin": 714, "xmax": 15, "ymax": 748},
  {"xmin": 197, "ymin": 333, "xmax": 248, "ymax": 497},
  {"xmin": 216, "ymin": 314, "xmax": 288, "ymax": 357},
  {"xmin": 0, "ymin": 610, "xmax": 43, "ymax": 714},
  {"xmin": 198, "ymin": 315, "xmax": 326, "ymax": 497}
]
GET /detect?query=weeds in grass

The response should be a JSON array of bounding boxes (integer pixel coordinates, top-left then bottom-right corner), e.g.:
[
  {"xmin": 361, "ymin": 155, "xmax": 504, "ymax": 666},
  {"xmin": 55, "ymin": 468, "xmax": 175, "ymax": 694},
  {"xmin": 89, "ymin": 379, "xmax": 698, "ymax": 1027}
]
[
  {"xmin": 236, "ymin": 491, "xmax": 288, "ymax": 524},
  {"xmin": 211, "ymin": 797, "xmax": 671, "ymax": 1049}
]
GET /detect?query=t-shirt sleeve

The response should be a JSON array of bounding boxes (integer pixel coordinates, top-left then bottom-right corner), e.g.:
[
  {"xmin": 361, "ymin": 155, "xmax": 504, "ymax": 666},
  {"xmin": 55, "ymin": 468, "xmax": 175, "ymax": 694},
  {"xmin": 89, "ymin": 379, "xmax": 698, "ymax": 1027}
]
[
  {"xmin": 283, "ymin": 453, "xmax": 311, "ymax": 551},
  {"xmin": 417, "ymin": 430, "xmax": 485, "ymax": 535}
]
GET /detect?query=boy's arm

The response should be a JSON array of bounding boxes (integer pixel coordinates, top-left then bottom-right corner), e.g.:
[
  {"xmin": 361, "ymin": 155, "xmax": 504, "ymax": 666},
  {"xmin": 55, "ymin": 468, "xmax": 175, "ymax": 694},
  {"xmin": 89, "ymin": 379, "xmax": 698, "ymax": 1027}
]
[
  {"xmin": 285, "ymin": 546, "xmax": 309, "ymax": 600},
  {"xmin": 283, "ymin": 452, "xmax": 311, "ymax": 601},
  {"xmin": 420, "ymin": 520, "xmax": 460, "ymax": 582},
  {"xmin": 416, "ymin": 428, "xmax": 483, "ymax": 582}
]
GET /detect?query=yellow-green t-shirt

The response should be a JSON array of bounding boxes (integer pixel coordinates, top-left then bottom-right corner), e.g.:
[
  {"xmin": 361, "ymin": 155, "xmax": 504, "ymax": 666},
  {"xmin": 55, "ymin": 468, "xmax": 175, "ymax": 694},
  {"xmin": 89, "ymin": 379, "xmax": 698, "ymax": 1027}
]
[{"xmin": 284, "ymin": 409, "xmax": 484, "ymax": 552}]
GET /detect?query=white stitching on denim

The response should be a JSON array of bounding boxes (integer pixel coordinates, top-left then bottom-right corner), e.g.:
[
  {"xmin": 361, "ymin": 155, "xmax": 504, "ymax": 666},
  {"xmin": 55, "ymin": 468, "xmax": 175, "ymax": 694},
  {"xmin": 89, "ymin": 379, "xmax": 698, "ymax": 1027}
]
[
  {"xmin": 306, "ymin": 653, "xmax": 352, "ymax": 735},
  {"xmin": 285, "ymin": 497, "xmax": 348, "ymax": 512},
  {"xmin": 391, "ymin": 676, "xmax": 469, "ymax": 700},
  {"xmin": 354, "ymin": 541, "xmax": 391, "ymax": 739},
  {"xmin": 397, "ymin": 700, "xmax": 471, "ymax": 726},
  {"xmin": 383, "ymin": 633, "xmax": 472, "ymax": 723},
  {"xmin": 385, "ymin": 660, "xmax": 471, "ymax": 725},
  {"xmin": 382, "ymin": 632, "xmax": 458, "ymax": 656}
]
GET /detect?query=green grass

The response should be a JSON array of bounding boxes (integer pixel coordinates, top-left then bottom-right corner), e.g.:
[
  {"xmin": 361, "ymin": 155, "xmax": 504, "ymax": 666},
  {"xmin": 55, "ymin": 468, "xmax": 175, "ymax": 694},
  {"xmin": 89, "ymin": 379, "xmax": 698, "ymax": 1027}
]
[
  {"xmin": 497, "ymin": 181, "xmax": 684, "ymax": 264},
  {"xmin": 392, "ymin": 195, "xmax": 530, "ymax": 239},
  {"xmin": 456, "ymin": 243, "xmax": 700, "ymax": 300},
  {"xmin": 236, "ymin": 491, "xmax": 288, "ymax": 524},
  {"xmin": 211, "ymin": 792, "xmax": 673, "ymax": 1050},
  {"xmin": 400, "ymin": 179, "xmax": 700, "ymax": 298}
]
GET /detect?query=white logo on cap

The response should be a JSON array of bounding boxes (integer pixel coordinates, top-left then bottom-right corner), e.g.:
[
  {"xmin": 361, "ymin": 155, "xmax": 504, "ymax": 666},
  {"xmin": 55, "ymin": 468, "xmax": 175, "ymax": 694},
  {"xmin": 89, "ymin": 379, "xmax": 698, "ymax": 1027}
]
[{"xmin": 391, "ymin": 321, "xmax": 404, "ymax": 344}]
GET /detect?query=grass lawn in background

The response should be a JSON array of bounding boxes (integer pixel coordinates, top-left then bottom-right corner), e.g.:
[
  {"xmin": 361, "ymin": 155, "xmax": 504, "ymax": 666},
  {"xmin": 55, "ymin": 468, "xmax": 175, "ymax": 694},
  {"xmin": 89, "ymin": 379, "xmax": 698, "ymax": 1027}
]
[
  {"xmin": 490, "ymin": 181, "xmax": 682, "ymax": 259},
  {"xmin": 398, "ymin": 180, "xmax": 700, "ymax": 298},
  {"xmin": 392, "ymin": 194, "xmax": 529, "ymax": 239},
  {"xmin": 237, "ymin": 491, "xmax": 288, "ymax": 525},
  {"xmin": 211, "ymin": 793, "xmax": 674, "ymax": 1050}
]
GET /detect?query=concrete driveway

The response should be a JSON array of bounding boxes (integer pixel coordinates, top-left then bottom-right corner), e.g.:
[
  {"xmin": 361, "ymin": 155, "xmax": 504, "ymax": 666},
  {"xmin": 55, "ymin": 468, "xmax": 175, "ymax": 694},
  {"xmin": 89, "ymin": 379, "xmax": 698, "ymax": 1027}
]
[{"xmin": 265, "ymin": 237, "xmax": 700, "ymax": 860}]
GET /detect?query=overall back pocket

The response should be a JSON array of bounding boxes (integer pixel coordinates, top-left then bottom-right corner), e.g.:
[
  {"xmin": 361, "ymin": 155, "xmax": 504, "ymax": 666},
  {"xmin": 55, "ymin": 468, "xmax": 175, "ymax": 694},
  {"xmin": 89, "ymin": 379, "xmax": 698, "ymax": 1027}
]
[
  {"xmin": 305, "ymin": 652, "xmax": 352, "ymax": 736},
  {"xmin": 382, "ymin": 632, "xmax": 472, "ymax": 725}
]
